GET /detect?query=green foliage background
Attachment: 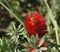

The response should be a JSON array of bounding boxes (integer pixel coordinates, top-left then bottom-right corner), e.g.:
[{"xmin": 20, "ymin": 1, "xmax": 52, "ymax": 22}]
[{"xmin": 0, "ymin": 0, "xmax": 60, "ymax": 52}]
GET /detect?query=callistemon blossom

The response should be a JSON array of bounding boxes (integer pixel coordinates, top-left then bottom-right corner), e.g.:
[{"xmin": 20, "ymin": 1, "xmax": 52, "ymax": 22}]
[{"xmin": 24, "ymin": 12, "xmax": 47, "ymax": 37}]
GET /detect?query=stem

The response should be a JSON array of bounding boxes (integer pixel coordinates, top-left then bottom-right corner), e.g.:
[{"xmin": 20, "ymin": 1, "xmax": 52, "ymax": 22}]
[
  {"xmin": 0, "ymin": 28, "xmax": 9, "ymax": 32},
  {"xmin": 44, "ymin": 0, "xmax": 59, "ymax": 45},
  {"xmin": 0, "ymin": 1, "xmax": 24, "ymax": 25}
]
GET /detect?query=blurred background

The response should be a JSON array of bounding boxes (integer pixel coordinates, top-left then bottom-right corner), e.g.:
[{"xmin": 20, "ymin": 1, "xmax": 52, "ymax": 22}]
[{"xmin": 0, "ymin": 0, "xmax": 60, "ymax": 37}]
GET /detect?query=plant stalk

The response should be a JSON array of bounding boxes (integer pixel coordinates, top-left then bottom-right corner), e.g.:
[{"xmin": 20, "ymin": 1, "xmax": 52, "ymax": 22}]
[
  {"xmin": 0, "ymin": 1, "xmax": 24, "ymax": 25},
  {"xmin": 44, "ymin": 0, "xmax": 59, "ymax": 45}
]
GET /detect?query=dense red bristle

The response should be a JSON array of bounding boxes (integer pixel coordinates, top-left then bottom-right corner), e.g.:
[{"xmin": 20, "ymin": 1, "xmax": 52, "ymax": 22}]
[{"xmin": 24, "ymin": 12, "xmax": 47, "ymax": 37}]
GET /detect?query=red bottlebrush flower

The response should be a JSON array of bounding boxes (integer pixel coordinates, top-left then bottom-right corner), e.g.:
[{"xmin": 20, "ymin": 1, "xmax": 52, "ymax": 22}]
[
  {"xmin": 41, "ymin": 42, "xmax": 47, "ymax": 47},
  {"xmin": 24, "ymin": 12, "xmax": 47, "ymax": 37},
  {"xmin": 36, "ymin": 38, "xmax": 40, "ymax": 45},
  {"xmin": 36, "ymin": 38, "xmax": 47, "ymax": 47},
  {"xmin": 27, "ymin": 39, "xmax": 47, "ymax": 52},
  {"xmin": 36, "ymin": 38, "xmax": 47, "ymax": 52},
  {"xmin": 26, "ymin": 45, "xmax": 36, "ymax": 52},
  {"xmin": 41, "ymin": 42, "xmax": 47, "ymax": 52}
]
